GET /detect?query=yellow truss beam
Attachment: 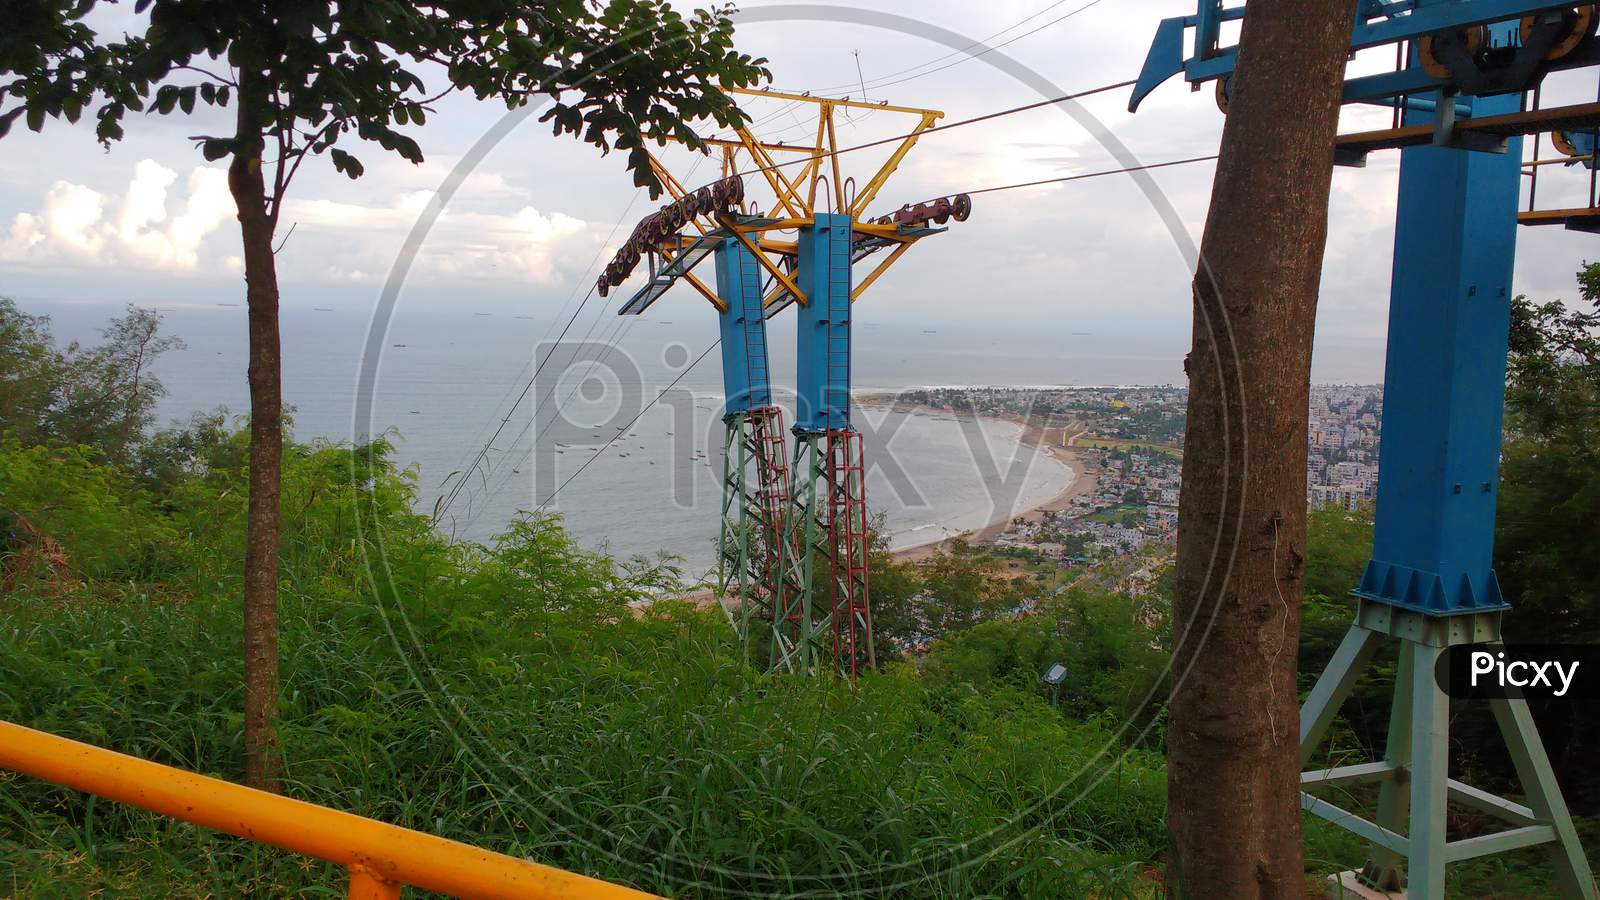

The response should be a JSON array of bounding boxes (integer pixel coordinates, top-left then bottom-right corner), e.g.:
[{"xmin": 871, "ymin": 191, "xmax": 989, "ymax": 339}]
[
  {"xmin": 826, "ymin": 105, "xmax": 845, "ymax": 214},
  {"xmin": 851, "ymin": 240, "xmax": 914, "ymax": 301},
  {"xmin": 698, "ymin": 136, "xmax": 821, "ymax": 154},
  {"xmin": 647, "ymin": 154, "xmax": 709, "ymax": 237},
  {"xmin": 850, "ymin": 111, "xmax": 941, "ymax": 217},
  {"xmin": 725, "ymin": 85, "xmax": 944, "ymax": 118},
  {"xmin": 622, "ymin": 88, "xmax": 946, "ymax": 315},
  {"xmin": 718, "ymin": 213, "xmax": 806, "ymax": 306},
  {"xmin": 736, "ymin": 129, "xmax": 807, "ymax": 219},
  {"xmin": 682, "ymin": 270, "xmax": 725, "ymax": 312}
]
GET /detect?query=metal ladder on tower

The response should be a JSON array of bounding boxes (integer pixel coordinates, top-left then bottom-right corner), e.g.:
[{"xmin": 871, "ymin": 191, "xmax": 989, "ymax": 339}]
[{"xmin": 826, "ymin": 428, "xmax": 873, "ymax": 678}]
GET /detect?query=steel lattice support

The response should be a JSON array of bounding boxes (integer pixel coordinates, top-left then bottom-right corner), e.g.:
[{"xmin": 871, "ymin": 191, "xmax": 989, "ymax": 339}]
[
  {"xmin": 1133, "ymin": 7, "xmax": 1599, "ymax": 895},
  {"xmin": 826, "ymin": 428, "xmax": 874, "ymax": 678},
  {"xmin": 771, "ymin": 425, "xmax": 876, "ymax": 672},
  {"xmin": 716, "ymin": 406, "xmax": 797, "ymax": 668},
  {"xmin": 607, "ymin": 94, "xmax": 958, "ymax": 678},
  {"xmin": 1306, "ymin": 56, "xmax": 1592, "ymax": 900},
  {"xmin": 777, "ymin": 428, "xmax": 877, "ymax": 677},
  {"xmin": 778, "ymin": 212, "xmax": 878, "ymax": 677},
  {"xmin": 776, "ymin": 431, "xmax": 831, "ymax": 673}
]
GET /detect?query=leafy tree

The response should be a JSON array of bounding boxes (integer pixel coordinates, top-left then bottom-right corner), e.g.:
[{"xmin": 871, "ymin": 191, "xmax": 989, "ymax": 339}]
[
  {"xmin": 2, "ymin": 1, "xmax": 766, "ymax": 790},
  {"xmin": 0, "ymin": 299, "xmax": 59, "ymax": 446},
  {"xmin": 870, "ymin": 535, "xmax": 1029, "ymax": 661},
  {"xmin": 1301, "ymin": 502, "xmax": 1373, "ymax": 603},
  {"xmin": 480, "ymin": 512, "xmax": 681, "ymax": 631},
  {"xmin": 135, "ymin": 408, "xmax": 239, "ymax": 491},
  {"xmin": 1491, "ymin": 271, "xmax": 1600, "ymax": 803},
  {"xmin": 864, "ymin": 516, "xmax": 920, "ymax": 662},
  {"xmin": 0, "ymin": 298, "xmax": 183, "ymax": 467},
  {"xmin": 1500, "ymin": 278, "xmax": 1600, "ymax": 643}
]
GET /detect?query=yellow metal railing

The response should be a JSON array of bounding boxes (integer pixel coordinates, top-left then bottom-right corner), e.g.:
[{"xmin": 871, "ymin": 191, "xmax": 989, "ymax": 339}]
[{"xmin": 0, "ymin": 720, "xmax": 661, "ymax": 899}]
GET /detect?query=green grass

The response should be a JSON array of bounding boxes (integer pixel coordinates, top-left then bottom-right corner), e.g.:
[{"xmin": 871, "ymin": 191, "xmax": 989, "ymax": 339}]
[
  {"xmin": 0, "ymin": 587, "xmax": 1169, "ymax": 897},
  {"xmin": 1073, "ymin": 437, "xmax": 1183, "ymax": 458},
  {"xmin": 1084, "ymin": 503, "xmax": 1144, "ymax": 525},
  {"xmin": 1, "ymin": 435, "xmax": 1591, "ymax": 899},
  {"xmin": 0, "ymin": 436, "xmax": 1170, "ymax": 897}
]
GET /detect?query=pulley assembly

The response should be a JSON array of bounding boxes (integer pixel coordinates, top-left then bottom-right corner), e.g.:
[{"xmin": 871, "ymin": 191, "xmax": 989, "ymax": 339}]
[
  {"xmin": 868, "ymin": 193, "xmax": 972, "ymax": 228},
  {"xmin": 598, "ymin": 175, "xmax": 745, "ymax": 297}
]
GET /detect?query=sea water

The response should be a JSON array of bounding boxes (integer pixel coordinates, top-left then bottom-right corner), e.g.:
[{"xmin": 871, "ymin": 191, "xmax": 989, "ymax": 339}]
[{"xmin": 24, "ymin": 297, "xmax": 1373, "ymax": 575}]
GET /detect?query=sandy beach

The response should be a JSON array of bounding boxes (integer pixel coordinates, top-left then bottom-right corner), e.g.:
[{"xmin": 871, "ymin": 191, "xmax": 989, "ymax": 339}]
[
  {"xmin": 671, "ymin": 405, "xmax": 1099, "ymax": 604},
  {"xmin": 882, "ymin": 405, "xmax": 1099, "ymax": 562}
]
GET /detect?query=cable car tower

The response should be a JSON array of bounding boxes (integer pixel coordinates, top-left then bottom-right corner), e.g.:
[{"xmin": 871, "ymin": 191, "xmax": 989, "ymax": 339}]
[
  {"xmin": 1133, "ymin": 2, "xmax": 1598, "ymax": 897},
  {"xmin": 599, "ymin": 87, "xmax": 972, "ymax": 677}
]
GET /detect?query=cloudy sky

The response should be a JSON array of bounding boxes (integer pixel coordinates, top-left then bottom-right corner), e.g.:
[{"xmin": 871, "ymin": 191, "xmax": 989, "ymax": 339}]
[{"xmin": 3, "ymin": 0, "xmax": 1599, "ymax": 355}]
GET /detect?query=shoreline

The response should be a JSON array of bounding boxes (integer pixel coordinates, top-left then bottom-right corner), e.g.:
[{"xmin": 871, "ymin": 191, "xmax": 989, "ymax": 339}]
[
  {"xmin": 674, "ymin": 404, "xmax": 1098, "ymax": 602},
  {"xmin": 858, "ymin": 400, "xmax": 1100, "ymax": 563}
]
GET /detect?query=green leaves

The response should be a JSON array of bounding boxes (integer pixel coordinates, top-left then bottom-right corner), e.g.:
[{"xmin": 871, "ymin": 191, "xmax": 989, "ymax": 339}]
[
  {"xmin": 3, "ymin": 1, "xmax": 769, "ymax": 197},
  {"xmin": 198, "ymin": 137, "xmax": 233, "ymax": 161},
  {"xmin": 329, "ymin": 147, "xmax": 363, "ymax": 179}
]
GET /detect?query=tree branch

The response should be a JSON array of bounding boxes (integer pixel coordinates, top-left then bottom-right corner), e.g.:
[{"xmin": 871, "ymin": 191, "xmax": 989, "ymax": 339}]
[{"xmin": 174, "ymin": 64, "xmax": 237, "ymax": 86}]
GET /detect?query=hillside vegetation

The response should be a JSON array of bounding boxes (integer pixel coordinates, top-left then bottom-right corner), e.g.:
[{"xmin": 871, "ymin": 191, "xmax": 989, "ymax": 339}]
[{"xmin": 3, "ymin": 296, "xmax": 1595, "ymax": 897}]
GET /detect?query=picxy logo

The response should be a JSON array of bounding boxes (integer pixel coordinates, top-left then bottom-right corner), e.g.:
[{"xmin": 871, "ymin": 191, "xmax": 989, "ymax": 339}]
[{"xmin": 1469, "ymin": 650, "xmax": 1580, "ymax": 698}]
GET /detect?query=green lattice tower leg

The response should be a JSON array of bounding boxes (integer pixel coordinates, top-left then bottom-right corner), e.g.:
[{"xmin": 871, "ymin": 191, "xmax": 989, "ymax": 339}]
[
  {"xmin": 715, "ymin": 411, "xmax": 761, "ymax": 661},
  {"xmin": 775, "ymin": 430, "xmax": 835, "ymax": 674},
  {"xmin": 715, "ymin": 413, "xmax": 744, "ymax": 631},
  {"xmin": 1298, "ymin": 602, "xmax": 1597, "ymax": 899},
  {"xmin": 717, "ymin": 409, "xmax": 802, "ymax": 671}
]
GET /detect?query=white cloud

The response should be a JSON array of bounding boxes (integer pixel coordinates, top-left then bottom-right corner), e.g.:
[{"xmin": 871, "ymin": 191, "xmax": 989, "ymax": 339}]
[
  {"xmin": 0, "ymin": 159, "xmax": 233, "ymax": 271},
  {"xmin": 276, "ymin": 188, "xmax": 599, "ymax": 287},
  {"xmin": 327, "ymin": 265, "xmax": 373, "ymax": 282}
]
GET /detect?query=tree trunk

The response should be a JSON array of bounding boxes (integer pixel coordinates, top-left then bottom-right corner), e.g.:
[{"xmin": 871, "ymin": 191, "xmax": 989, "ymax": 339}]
[
  {"xmin": 228, "ymin": 81, "xmax": 284, "ymax": 793},
  {"xmin": 1166, "ymin": 2, "xmax": 1355, "ymax": 897}
]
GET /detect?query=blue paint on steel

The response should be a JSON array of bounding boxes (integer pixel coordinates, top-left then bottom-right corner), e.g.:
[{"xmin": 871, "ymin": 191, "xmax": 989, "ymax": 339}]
[
  {"xmin": 794, "ymin": 213, "xmax": 853, "ymax": 432},
  {"xmin": 1129, "ymin": 1, "xmax": 1585, "ymax": 110},
  {"xmin": 1555, "ymin": 128, "xmax": 1600, "ymax": 169},
  {"xmin": 1357, "ymin": 91, "xmax": 1522, "ymax": 616},
  {"xmin": 617, "ymin": 232, "xmax": 722, "ymax": 316},
  {"xmin": 713, "ymin": 239, "xmax": 772, "ymax": 417},
  {"xmin": 1128, "ymin": 17, "xmax": 1187, "ymax": 112}
]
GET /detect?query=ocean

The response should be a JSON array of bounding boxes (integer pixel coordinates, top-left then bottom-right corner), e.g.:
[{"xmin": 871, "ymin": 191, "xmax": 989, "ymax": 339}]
[{"xmin": 23, "ymin": 297, "xmax": 1385, "ymax": 576}]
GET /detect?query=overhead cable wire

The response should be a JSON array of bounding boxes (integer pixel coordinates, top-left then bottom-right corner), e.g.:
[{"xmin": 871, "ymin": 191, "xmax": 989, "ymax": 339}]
[
  {"xmin": 536, "ymin": 338, "xmax": 722, "ymax": 511},
  {"xmin": 435, "ymin": 148, "xmax": 714, "ymax": 527},
  {"xmin": 721, "ymin": 1, "xmax": 1099, "ymax": 135},
  {"xmin": 829, "ymin": 0, "xmax": 1112, "ymax": 95},
  {"xmin": 518, "ymin": 151, "xmax": 1218, "ymax": 509},
  {"xmin": 764, "ymin": 0, "xmax": 1109, "ymax": 99},
  {"xmin": 956, "ymin": 154, "xmax": 1220, "ymax": 195},
  {"xmin": 435, "ymin": 284, "xmax": 597, "ymax": 524},
  {"xmin": 463, "ymin": 152, "xmax": 714, "ymax": 520},
  {"xmin": 699, "ymin": 78, "xmax": 1139, "ymax": 195},
  {"xmin": 436, "ymin": 197, "xmax": 646, "ymax": 525}
]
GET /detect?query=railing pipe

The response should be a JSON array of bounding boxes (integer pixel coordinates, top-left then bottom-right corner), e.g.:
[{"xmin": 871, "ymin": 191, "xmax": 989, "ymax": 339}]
[{"xmin": 0, "ymin": 721, "xmax": 660, "ymax": 900}]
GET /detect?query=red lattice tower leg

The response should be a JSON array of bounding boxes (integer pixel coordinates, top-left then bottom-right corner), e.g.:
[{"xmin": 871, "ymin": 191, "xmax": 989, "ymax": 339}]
[{"xmin": 826, "ymin": 428, "xmax": 873, "ymax": 678}]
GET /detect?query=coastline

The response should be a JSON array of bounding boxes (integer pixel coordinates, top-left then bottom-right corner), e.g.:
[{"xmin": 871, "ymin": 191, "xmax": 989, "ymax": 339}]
[
  {"xmin": 674, "ymin": 403, "xmax": 1098, "ymax": 603},
  {"xmin": 861, "ymin": 399, "xmax": 1100, "ymax": 563}
]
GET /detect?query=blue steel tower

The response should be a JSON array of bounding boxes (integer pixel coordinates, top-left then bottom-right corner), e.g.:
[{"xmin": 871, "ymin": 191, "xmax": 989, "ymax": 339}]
[
  {"xmin": 1132, "ymin": 3, "xmax": 1597, "ymax": 896},
  {"xmin": 606, "ymin": 88, "xmax": 970, "ymax": 676}
]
